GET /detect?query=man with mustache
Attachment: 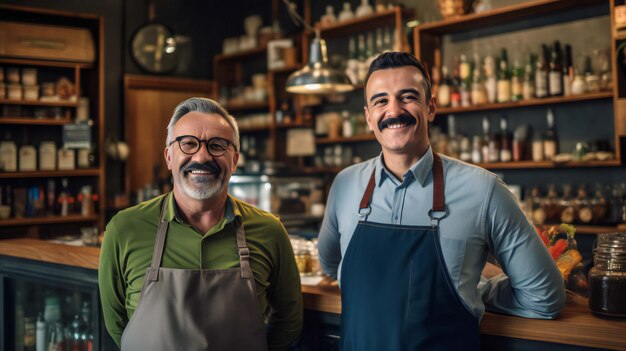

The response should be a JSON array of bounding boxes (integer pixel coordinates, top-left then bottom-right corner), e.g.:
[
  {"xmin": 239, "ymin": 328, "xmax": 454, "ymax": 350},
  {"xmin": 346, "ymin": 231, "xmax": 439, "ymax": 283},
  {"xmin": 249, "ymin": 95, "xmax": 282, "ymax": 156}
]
[
  {"xmin": 99, "ymin": 97, "xmax": 302, "ymax": 350},
  {"xmin": 317, "ymin": 52, "xmax": 565, "ymax": 350}
]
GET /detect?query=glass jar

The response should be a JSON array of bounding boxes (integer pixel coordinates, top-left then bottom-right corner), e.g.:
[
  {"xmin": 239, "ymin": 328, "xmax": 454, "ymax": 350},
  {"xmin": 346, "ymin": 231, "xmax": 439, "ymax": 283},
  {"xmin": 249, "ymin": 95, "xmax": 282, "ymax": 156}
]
[{"xmin": 588, "ymin": 233, "xmax": 626, "ymax": 317}]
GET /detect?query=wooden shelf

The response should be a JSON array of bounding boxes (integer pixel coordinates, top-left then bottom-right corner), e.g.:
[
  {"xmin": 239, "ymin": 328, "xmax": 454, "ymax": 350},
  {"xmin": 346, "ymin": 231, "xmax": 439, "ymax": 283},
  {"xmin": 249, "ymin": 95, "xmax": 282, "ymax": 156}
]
[
  {"xmin": 0, "ymin": 99, "xmax": 78, "ymax": 107},
  {"xmin": 436, "ymin": 92, "xmax": 613, "ymax": 115},
  {"xmin": 416, "ymin": 0, "xmax": 605, "ymax": 34},
  {"xmin": 214, "ymin": 46, "xmax": 267, "ymax": 62},
  {"xmin": 317, "ymin": 7, "xmax": 412, "ymax": 39},
  {"xmin": 239, "ymin": 125, "xmax": 271, "ymax": 133},
  {"xmin": 275, "ymin": 122, "xmax": 313, "ymax": 129},
  {"xmin": 0, "ymin": 57, "xmax": 93, "ymax": 69},
  {"xmin": 0, "ymin": 215, "xmax": 99, "ymax": 228},
  {"xmin": 575, "ymin": 225, "xmax": 623, "ymax": 235},
  {"xmin": 0, "ymin": 117, "xmax": 72, "ymax": 125},
  {"xmin": 316, "ymin": 134, "xmax": 376, "ymax": 144},
  {"xmin": 0, "ymin": 169, "xmax": 100, "ymax": 179},
  {"xmin": 475, "ymin": 159, "xmax": 620, "ymax": 169},
  {"xmin": 224, "ymin": 101, "xmax": 269, "ymax": 112}
]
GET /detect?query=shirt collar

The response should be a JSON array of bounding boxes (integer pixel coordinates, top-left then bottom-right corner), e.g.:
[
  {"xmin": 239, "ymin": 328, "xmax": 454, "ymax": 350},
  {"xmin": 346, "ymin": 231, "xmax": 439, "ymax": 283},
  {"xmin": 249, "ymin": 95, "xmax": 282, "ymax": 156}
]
[
  {"xmin": 164, "ymin": 192, "xmax": 241, "ymax": 226},
  {"xmin": 375, "ymin": 145, "xmax": 434, "ymax": 188}
]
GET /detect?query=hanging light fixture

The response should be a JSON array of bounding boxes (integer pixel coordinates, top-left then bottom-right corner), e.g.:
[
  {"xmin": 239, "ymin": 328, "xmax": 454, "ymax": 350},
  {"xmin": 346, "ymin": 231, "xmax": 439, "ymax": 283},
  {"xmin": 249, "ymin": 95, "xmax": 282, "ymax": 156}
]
[{"xmin": 283, "ymin": 1, "xmax": 354, "ymax": 94}]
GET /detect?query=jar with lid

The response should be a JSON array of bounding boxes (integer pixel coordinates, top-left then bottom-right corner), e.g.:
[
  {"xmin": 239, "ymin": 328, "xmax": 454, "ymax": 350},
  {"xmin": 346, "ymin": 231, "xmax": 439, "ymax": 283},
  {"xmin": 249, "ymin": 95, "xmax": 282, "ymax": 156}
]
[{"xmin": 588, "ymin": 233, "xmax": 626, "ymax": 317}]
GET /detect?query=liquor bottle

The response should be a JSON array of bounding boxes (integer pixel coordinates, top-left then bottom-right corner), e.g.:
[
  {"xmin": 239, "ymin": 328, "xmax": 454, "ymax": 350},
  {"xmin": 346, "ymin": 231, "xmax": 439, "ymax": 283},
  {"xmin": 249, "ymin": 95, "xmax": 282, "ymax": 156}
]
[
  {"xmin": 499, "ymin": 117, "xmax": 512, "ymax": 162},
  {"xmin": 563, "ymin": 44, "xmax": 573, "ymax": 96},
  {"xmin": 543, "ymin": 108, "xmax": 558, "ymax": 160},
  {"xmin": 548, "ymin": 41, "xmax": 563, "ymax": 96},
  {"xmin": 496, "ymin": 49, "xmax": 511, "ymax": 103},
  {"xmin": 460, "ymin": 78, "xmax": 471, "ymax": 107},
  {"xmin": 531, "ymin": 129, "xmax": 544, "ymax": 162},
  {"xmin": 345, "ymin": 37, "xmax": 359, "ymax": 85},
  {"xmin": 238, "ymin": 136, "xmax": 248, "ymax": 168},
  {"xmin": 0, "ymin": 133, "xmax": 17, "ymax": 172},
  {"xmin": 512, "ymin": 126, "xmax": 525, "ymax": 162},
  {"xmin": 447, "ymin": 115, "xmax": 460, "ymax": 158},
  {"xmin": 471, "ymin": 136, "xmax": 482, "ymax": 164},
  {"xmin": 510, "ymin": 59, "xmax": 523, "ymax": 102},
  {"xmin": 471, "ymin": 67, "xmax": 487, "ymax": 105},
  {"xmin": 484, "ymin": 54, "xmax": 497, "ymax": 103},
  {"xmin": 459, "ymin": 54, "xmax": 471, "ymax": 82},
  {"xmin": 342, "ymin": 110, "xmax": 354, "ymax": 138},
  {"xmin": 383, "ymin": 27, "xmax": 392, "ymax": 52},
  {"xmin": 58, "ymin": 178, "xmax": 70, "ymax": 216},
  {"xmin": 481, "ymin": 117, "xmax": 491, "ymax": 162},
  {"xmin": 375, "ymin": 28, "xmax": 384, "ymax": 55},
  {"xmin": 357, "ymin": 34, "xmax": 368, "ymax": 84},
  {"xmin": 488, "ymin": 120, "xmax": 500, "ymax": 163},
  {"xmin": 529, "ymin": 187, "xmax": 546, "ymax": 224},
  {"xmin": 437, "ymin": 66, "xmax": 451, "ymax": 107},
  {"xmin": 542, "ymin": 184, "xmax": 561, "ymax": 222},
  {"xmin": 459, "ymin": 136, "xmax": 472, "ymax": 162},
  {"xmin": 36, "ymin": 313, "xmax": 46, "ymax": 351},
  {"xmin": 450, "ymin": 62, "xmax": 462, "ymax": 108},
  {"xmin": 365, "ymin": 31, "xmax": 376, "ymax": 67},
  {"xmin": 535, "ymin": 45, "xmax": 549, "ymax": 98},
  {"xmin": 522, "ymin": 54, "xmax": 536, "ymax": 100}
]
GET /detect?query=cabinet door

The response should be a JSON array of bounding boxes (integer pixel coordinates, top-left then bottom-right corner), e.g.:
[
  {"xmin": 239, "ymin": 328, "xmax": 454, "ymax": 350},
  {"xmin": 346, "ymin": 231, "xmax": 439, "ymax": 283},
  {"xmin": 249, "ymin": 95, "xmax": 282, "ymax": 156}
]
[{"xmin": 0, "ymin": 257, "xmax": 115, "ymax": 351}]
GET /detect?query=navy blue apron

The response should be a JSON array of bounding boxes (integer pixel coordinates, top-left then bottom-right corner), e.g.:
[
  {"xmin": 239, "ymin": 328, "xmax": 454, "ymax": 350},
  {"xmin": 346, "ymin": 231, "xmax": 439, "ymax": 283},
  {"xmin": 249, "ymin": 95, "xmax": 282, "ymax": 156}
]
[{"xmin": 340, "ymin": 153, "xmax": 481, "ymax": 351}]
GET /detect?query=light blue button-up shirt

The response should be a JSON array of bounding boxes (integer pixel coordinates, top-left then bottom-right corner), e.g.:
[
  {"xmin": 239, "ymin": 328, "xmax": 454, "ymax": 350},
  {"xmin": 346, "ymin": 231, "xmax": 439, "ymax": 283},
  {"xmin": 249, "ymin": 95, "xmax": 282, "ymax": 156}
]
[{"xmin": 318, "ymin": 147, "xmax": 565, "ymax": 320}]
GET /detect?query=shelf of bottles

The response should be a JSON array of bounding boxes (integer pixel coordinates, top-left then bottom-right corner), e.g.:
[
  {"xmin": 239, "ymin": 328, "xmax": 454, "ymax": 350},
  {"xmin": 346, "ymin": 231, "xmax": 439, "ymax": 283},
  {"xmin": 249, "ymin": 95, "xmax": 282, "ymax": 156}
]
[
  {"xmin": 0, "ymin": 178, "xmax": 99, "ymax": 226},
  {"xmin": 525, "ymin": 183, "xmax": 626, "ymax": 234},
  {"xmin": 316, "ymin": 6, "xmax": 411, "ymax": 39},
  {"xmin": 0, "ymin": 169, "xmax": 100, "ymax": 179},
  {"xmin": 10, "ymin": 278, "xmax": 96, "ymax": 351}
]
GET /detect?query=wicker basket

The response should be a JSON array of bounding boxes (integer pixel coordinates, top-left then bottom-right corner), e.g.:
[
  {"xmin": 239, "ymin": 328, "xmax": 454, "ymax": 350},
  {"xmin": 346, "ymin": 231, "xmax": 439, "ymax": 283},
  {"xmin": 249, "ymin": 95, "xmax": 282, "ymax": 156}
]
[{"xmin": 438, "ymin": 0, "xmax": 474, "ymax": 18}]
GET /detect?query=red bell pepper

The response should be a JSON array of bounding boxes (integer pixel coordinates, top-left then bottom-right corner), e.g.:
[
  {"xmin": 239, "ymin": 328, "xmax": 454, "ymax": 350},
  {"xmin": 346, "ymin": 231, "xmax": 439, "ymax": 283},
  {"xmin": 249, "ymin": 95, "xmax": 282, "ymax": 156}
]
[{"xmin": 549, "ymin": 239, "xmax": 568, "ymax": 261}]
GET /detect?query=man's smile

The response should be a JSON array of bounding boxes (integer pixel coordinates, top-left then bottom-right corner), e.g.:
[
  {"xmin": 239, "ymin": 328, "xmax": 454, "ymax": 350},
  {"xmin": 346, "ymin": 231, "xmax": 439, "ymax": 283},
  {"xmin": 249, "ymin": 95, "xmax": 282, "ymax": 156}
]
[{"xmin": 378, "ymin": 114, "xmax": 417, "ymax": 131}]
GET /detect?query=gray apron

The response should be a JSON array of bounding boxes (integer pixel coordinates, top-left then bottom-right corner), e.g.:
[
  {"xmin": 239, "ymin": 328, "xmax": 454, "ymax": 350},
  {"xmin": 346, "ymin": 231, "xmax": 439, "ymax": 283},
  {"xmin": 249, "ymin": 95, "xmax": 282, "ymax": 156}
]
[{"xmin": 121, "ymin": 196, "xmax": 267, "ymax": 351}]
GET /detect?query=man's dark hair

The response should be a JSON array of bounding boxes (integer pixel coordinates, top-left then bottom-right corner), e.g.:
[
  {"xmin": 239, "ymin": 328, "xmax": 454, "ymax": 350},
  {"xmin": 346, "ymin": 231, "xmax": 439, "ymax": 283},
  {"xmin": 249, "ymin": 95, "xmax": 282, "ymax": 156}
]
[{"xmin": 364, "ymin": 52, "xmax": 432, "ymax": 103}]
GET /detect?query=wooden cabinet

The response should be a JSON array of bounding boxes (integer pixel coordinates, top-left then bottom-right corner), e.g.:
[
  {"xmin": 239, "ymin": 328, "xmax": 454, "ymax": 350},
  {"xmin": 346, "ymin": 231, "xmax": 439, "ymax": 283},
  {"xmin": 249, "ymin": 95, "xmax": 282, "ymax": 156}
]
[{"xmin": 0, "ymin": 5, "xmax": 105, "ymax": 238}]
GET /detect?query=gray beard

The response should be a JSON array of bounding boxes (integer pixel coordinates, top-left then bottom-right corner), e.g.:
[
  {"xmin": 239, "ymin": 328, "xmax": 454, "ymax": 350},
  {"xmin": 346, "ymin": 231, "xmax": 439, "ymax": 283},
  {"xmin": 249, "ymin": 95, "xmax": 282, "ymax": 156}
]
[{"xmin": 179, "ymin": 172, "xmax": 224, "ymax": 200}]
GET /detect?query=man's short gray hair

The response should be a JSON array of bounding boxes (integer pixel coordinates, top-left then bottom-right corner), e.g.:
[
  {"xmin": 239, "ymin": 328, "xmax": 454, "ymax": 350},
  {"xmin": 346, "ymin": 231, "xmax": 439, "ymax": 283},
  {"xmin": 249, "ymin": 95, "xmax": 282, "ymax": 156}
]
[{"xmin": 166, "ymin": 97, "xmax": 240, "ymax": 151}]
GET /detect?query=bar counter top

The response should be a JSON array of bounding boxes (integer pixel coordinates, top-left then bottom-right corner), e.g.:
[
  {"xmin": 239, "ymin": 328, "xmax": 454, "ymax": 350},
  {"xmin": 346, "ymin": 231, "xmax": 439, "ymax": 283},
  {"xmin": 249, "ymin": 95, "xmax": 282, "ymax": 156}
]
[{"xmin": 1, "ymin": 238, "xmax": 625, "ymax": 350}]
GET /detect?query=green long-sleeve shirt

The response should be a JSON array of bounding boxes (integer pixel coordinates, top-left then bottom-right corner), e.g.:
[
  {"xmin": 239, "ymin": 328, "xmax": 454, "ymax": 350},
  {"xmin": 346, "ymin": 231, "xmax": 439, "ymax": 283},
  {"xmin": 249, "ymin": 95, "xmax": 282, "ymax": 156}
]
[{"xmin": 98, "ymin": 193, "xmax": 302, "ymax": 349}]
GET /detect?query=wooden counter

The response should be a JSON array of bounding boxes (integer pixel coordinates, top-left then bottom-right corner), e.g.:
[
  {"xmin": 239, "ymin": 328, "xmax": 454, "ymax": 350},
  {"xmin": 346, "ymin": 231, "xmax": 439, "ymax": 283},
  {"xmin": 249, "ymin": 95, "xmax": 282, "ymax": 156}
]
[{"xmin": 2, "ymin": 238, "xmax": 626, "ymax": 350}]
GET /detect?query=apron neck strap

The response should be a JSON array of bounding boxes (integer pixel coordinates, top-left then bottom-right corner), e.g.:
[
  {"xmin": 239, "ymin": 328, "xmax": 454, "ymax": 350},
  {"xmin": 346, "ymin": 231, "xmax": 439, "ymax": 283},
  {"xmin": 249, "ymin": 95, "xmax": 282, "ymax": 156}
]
[
  {"xmin": 148, "ymin": 194, "xmax": 254, "ymax": 281},
  {"xmin": 235, "ymin": 220, "xmax": 254, "ymax": 279},
  {"xmin": 358, "ymin": 152, "xmax": 446, "ymax": 218},
  {"xmin": 148, "ymin": 194, "xmax": 170, "ymax": 282}
]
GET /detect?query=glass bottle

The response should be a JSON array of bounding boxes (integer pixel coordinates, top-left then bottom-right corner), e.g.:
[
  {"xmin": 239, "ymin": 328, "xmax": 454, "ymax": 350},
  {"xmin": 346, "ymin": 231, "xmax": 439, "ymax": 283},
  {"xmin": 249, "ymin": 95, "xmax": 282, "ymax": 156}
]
[
  {"xmin": 496, "ymin": 49, "xmax": 511, "ymax": 103},
  {"xmin": 499, "ymin": 117, "xmax": 512, "ymax": 162},
  {"xmin": 471, "ymin": 66, "xmax": 487, "ymax": 105},
  {"xmin": 471, "ymin": 135, "xmax": 482, "ymax": 164},
  {"xmin": 447, "ymin": 115, "xmax": 460, "ymax": 159},
  {"xmin": 563, "ymin": 44, "xmax": 573, "ymax": 96},
  {"xmin": 459, "ymin": 54, "xmax": 471, "ymax": 82},
  {"xmin": 591, "ymin": 184, "xmax": 608, "ymax": 224},
  {"xmin": 542, "ymin": 184, "xmax": 561, "ymax": 222},
  {"xmin": 543, "ymin": 108, "xmax": 558, "ymax": 161},
  {"xmin": 535, "ymin": 44, "xmax": 549, "ymax": 98},
  {"xmin": 511, "ymin": 58, "xmax": 524, "ymax": 102},
  {"xmin": 548, "ymin": 41, "xmax": 563, "ymax": 96},
  {"xmin": 481, "ymin": 117, "xmax": 491, "ymax": 163},
  {"xmin": 437, "ymin": 66, "xmax": 451, "ymax": 107},
  {"xmin": 529, "ymin": 187, "xmax": 546, "ymax": 225},
  {"xmin": 522, "ymin": 53, "xmax": 536, "ymax": 100},
  {"xmin": 459, "ymin": 136, "xmax": 472, "ymax": 163},
  {"xmin": 484, "ymin": 54, "xmax": 497, "ymax": 104},
  {"xmin": 345, "ymin": 36, "xmax": 359, "ymax": 85},
  {"xmin": 560, "ymin": 184, "xmax": 575, "ymax": 224},
  {"xmin": 357, "ymin": 34, "xmax": 367, "ymax": 84}
]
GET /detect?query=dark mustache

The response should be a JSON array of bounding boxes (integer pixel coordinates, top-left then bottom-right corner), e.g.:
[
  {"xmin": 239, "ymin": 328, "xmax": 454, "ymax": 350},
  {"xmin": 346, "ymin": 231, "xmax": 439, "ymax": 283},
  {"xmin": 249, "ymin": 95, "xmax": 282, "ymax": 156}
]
[
  {"xmin": 182, "ymin": 162, "xmax": 221, "ymax": 174},
  {"xmin": 378, "ymin": 114, "xmax": 417, "ymax": 130}
]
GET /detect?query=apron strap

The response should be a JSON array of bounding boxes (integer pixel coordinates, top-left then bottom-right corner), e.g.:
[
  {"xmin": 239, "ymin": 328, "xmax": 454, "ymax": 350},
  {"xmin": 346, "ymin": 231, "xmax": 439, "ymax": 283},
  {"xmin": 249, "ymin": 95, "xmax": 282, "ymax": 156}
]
[
  {"xmin": 358, "ymin": 152, "xmax": 448, "ymax": 225},
  {"xmin": 235, "ymin": 220, "xmax": 254, "ymax": 279},
  {"xmin": 148, "ymin": 194, "xmax": 170, "ymax": 282}
]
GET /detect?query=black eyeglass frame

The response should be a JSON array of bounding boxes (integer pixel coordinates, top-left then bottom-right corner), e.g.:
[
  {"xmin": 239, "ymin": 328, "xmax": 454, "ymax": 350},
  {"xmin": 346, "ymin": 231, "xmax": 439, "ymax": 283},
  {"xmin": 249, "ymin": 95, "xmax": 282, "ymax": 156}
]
[{"xmin": 169, "ymin": 135, "xmax": 237, "ymax": 157}]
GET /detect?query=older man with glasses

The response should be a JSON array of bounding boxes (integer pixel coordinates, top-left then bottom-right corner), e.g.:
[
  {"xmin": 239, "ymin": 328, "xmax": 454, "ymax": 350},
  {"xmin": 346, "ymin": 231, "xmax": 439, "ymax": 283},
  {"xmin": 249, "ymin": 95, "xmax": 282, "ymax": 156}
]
[{"xmin": 99, "ymin": 97, "xmax": 303, "ymax": 351}]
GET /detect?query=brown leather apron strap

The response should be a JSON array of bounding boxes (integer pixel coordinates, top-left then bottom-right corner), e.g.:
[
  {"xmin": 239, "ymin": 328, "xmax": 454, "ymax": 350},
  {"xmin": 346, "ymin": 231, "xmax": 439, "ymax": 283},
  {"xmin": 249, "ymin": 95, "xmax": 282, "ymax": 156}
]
[
  {"xmin": 359, "ymin": 152, "xmax": 447, "ymax": 224},
  {"xmin": 235, "ymin": 222, "xmax": 254, "ymax": 279},
  {"xmin": 148, "ymin": 194, "xmax": 170, "ymax": 282},
  {"xmin": 432, "ymin": 153, "xmax": 445, "ymax": 212}
]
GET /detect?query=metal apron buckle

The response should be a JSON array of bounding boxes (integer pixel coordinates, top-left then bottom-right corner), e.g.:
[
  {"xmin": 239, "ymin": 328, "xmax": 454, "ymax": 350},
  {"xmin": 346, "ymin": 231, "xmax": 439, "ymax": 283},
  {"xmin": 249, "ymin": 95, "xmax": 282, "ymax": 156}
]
[{"xmin": 428, "ymin": 206, "xmax": 449, "ymax": 228}]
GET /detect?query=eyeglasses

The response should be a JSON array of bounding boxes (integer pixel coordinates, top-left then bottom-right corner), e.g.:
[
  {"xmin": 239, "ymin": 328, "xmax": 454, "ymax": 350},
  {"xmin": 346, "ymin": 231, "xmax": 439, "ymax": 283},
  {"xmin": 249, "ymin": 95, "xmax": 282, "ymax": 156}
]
[{"xmin": 169, "ymin": 135, "xmax": 236, "ymax": 157}]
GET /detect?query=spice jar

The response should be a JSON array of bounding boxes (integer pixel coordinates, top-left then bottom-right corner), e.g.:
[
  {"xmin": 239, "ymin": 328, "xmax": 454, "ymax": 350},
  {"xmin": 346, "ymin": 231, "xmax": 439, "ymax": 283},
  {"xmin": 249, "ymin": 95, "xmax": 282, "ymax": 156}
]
[{"xmin": 588, "ymin": 233, "xmax": 626, "ymax": 317}]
